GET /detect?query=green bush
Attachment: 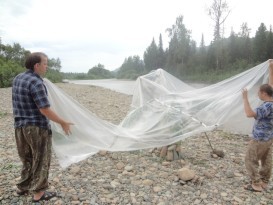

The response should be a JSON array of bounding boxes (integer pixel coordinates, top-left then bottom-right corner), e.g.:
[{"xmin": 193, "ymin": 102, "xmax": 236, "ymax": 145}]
[
  {"xmin": 45, "ymin": 68, "xmax": 63, "ymax": 83},
  {"xmin": 0, "ymin": 58, "xmax": 24, "ymax": 87}
]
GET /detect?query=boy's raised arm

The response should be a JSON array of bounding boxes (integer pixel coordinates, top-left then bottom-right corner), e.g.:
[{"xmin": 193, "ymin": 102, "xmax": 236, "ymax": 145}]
[{"xmin": 269, "ymin": 59, "xmax": 273, "ymax": 87}]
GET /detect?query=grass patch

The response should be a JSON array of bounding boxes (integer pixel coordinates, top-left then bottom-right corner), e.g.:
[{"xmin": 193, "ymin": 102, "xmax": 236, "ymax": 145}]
[
  {"xmin": 0, "ymin": 163, "xmax": 20, "ymax": 171},
  {"xmin": 0, "ymin": 111, "xmax": 7, "ymax": 117}
]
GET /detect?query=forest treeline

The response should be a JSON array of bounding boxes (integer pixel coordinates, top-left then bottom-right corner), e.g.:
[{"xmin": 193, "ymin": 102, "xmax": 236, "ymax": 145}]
[
  {"xmin": 116, "ymin": 18, "xmax": 273, "ymax": 83},
  {"xmin": 1, "ymin": 0, "xmax": 272, "ymax": 88},
  {"xmin": 0, "ymin": 42, "xmax": 64, "ymax": 87}
]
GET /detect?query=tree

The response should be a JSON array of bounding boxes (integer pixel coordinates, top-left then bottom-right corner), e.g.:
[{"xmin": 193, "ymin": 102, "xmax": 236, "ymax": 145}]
[
  {"xmin": 208, "ymin": 0, "xmax": 231, "ymax": 41},
  {"xmin": 254, "ymin": 23, "xmax": 267, "ymax": 62},
  {"xmin": 165, "ymin": 15, "xmax": 192, "ymax": 75},
  {"xmin": 46, "ymin": 57, "xmax": 63, "ymax": 82},
  {"xmin": 157, "ymin": 34, "xmax": 166, "ymax": 69},
  {"xmin": 196, "ymin": 33, "xmax": 207, "ymax": 69},
  {"xmin": 238, "ymin": 23, "xmax": 252, "ymax": 62},
  {"xmin": 266, "ymin": 25, "xmax": 273, "ymax": 59},
  {"xmin": 0, "ymin": 58, "xmax": 24, "ymax": 87},
  {"xmin": 0, "ymin": 40, "xmax": 64, "ymax": 86},
  {"xmin": 143, "ymin": 35, "xmax": 166, "ymax": 72},
  {"xmin": 1, "ymin": 43, "xmax": 29, "ymax": 67},
  {"xmin": 208, "ymin": 0, "xmax": 231, "ymax": 70},
  {"xmin": 87, "ymin": 63, "xmax": 113, "ymax": 79},
  {"xmin": 48, "ymin": 57, "xmax": 62, "ymax": 71},
  {"xmin": 0, "ymin": 37, "xmax": 2, "ymax": 56},
  {"xmin": 116, "ymin": 56, "xmax": 144, "ymax": 79},
  {"xmin": 165, "ymin": 33, "xmax": 179, "ymax": 74},
  {"xmin": 200, "ymin": 34, "xmax": 206, "ymax": 52},
  {"xmin": 239, "ymin": 22, "xmax": 251, "ymax": 38},
  {"xmin": 144, "ymin": 38, "xmax": 159, "ymax": 72},
  {"xmin": 228, "ymin": 29, "xmax": 238, "ymax": 63}
]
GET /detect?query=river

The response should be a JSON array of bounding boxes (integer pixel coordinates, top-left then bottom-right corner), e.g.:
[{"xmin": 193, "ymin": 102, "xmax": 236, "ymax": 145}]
[{"xmin": 68, "ymin": 79, "xmax": 207, "ymax": 95}]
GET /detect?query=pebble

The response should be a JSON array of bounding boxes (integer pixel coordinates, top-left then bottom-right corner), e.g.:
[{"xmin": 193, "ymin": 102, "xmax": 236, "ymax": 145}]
[{"xmin": 1, "ymin": 84, "xmax": 273, "ymax": 204}]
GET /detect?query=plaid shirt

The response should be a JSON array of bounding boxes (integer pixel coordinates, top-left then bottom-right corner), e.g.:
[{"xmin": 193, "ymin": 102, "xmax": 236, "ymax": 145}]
[{"xmin": 12, "ymin": 70, "xmax": 50, "ymax": 129}]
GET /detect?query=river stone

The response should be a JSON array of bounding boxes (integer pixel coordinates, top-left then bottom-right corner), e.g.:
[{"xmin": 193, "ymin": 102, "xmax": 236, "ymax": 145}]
[{"xmin": 177, "ymin": 167, "xmax": 195, "ymax": 181}]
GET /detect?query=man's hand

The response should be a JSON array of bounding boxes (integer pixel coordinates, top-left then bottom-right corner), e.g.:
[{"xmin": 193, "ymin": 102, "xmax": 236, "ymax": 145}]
[
  {"xmin": 61, "ymin": 121, "xmax": 74, "ymax": 135},
  {"xmin": 39, "ymin": 107, "xmax": 74, "ymax": 135}
]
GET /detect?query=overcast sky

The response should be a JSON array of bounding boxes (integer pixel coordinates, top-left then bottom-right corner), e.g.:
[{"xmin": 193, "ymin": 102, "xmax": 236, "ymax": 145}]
[{"xmin": 0, "ymin": 0, "xmax": 272, "ymax": 73}]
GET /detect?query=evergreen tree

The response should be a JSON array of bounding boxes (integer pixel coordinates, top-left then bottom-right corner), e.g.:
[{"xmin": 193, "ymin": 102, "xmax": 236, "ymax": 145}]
[
  {"xmin": 116, "ymin": 55, "xmax": 144, "ymax": 79},
  {"xmin": 0, "ymin": 37, "xmax": 2, "ymax": 56},
  {"xmin": 206, "ymin": 42, "xmax": 217, "ymax": 70},
  {"xmin": 157, "ymin": 34, "xmax": 166, "ymax": 69},
  {"xmin": 228, "ymin": 29, "xmax": 238, "ymax": 63},
  {"xmin": 266, "ymin": 25, "xmax": 273, "ymax": 59},
  {"xmin": 254, "ymin": 23, "xmax": 267, "ymax": 62},
  {"xmin": 195, "ymin": 34, "xmax": 207, "ymax": 70},
  {"xmin": 143, "ymin": 38, "xmax": 158, "ymax": 72},
  {"xmin": 200, "ymin": 34, "xmax": 206, "ymax": 52},
  {"xmin": 238, "ymin": 23, "xmax": 252, "ymax": 62},
  {"xmin": 166, "ymin": 15, "xmax": 192, "ymax": 75},
  {"xmin": 165, "ymin": 33, "xmax": 179, "ymax": 74},
  {"xmin": 239, "ymin": 22, "xmax": 251, "ymax": 38}
]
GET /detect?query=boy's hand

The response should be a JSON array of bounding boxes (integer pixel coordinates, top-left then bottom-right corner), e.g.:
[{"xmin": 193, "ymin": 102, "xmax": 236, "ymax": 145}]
[
  {"xmin": 270, "ymin": 59, "xmax": 273, "ymax": 70},
  {"xmin": 242, "ymin": 88, "xmax": 248, "ymax": 99},
  {"xmin": 269, "ymin": 60, "xmax": 273, "ymax": 87}
]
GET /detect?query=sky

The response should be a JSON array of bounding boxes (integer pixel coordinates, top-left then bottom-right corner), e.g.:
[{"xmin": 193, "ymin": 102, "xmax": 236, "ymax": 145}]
[{"xmin": 0, "ymin": 0, "xmax": 272, "ymax": 73}]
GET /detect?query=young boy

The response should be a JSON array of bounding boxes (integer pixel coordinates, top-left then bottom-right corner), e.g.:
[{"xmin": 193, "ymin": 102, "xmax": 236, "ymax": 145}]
[{"xmin": 242, "ymin": 60, "xmax": 273, "ymax": 192}]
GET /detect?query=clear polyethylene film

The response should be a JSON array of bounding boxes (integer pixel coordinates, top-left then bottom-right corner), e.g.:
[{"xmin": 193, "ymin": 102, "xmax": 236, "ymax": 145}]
[{"xmin": 45, "ymin": 60, "xmax": 270, "ymax": 168}]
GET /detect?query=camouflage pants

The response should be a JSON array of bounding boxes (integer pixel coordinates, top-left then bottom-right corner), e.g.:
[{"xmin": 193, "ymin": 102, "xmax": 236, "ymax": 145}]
[
  {"xmin": 15, "ymin": 126, "xmax": 52, "ymax": 193},
  {"xmin": 245, "ymin": 138, "xmax": 273, "ymax": 184}
]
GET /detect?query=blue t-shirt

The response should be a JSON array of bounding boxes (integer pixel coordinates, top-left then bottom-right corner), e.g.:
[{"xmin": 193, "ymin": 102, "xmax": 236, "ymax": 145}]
[
  {"xmin": 12, "ymin": 70, "xmax": 50, "ymax": 129},
  {"xmin": 252, "ymin": 102, "xmax": 273, "ymax": 141}
]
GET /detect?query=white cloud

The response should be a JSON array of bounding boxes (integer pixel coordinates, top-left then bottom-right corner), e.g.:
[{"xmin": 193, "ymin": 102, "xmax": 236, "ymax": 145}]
[{"xmin": 0, "ymin": 0, "xmax": 272, "ymax": 72}]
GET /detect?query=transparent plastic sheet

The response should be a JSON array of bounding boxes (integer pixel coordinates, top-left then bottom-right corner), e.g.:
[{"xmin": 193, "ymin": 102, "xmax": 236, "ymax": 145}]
[{"xmin": 45, "ymin": 60, "xmax": 270, "ymax": 168}]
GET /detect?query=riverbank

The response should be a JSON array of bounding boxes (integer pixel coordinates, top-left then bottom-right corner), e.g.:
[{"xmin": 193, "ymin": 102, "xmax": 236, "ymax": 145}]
[{"xmin": 1, "ymin": 83, "xmax": 273, "ymax": 205}]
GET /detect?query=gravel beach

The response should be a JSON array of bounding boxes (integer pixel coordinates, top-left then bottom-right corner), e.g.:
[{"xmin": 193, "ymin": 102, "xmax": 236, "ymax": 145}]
[{"xmin": 1, "ymin": 83, "xmax": 273, "ymax": 205}]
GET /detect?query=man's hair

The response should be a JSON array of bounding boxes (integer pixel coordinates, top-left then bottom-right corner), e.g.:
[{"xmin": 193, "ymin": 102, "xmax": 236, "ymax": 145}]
[
  {"xmin": 260, "ymin": 84, "xmax": 273, "ymax": 97},
  {"xmin": 25, "ymin": 52, "xmax": 48, "ymax": 70}
]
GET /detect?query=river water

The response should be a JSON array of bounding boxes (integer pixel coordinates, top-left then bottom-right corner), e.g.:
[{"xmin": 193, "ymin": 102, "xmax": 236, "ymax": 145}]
[
  {"xmin": 69, "ymin": 79, "xmax": 136, "ymax": 95},
  {"xmin": 69, "ymin": 79, "xmax": 207, "ymax": 95}
]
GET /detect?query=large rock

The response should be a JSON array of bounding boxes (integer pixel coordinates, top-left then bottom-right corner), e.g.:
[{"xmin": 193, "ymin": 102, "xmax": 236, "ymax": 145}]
[{"xmin": 177, "ymin": 167, "xmax": 195, "ymax": 181}]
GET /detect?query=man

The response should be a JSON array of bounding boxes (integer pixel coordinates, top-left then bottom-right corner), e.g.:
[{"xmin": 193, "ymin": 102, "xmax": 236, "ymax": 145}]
[
  {"xmin": 12, "ymin": 52, "xmax": 73, "ymax": 202},
  {"xmin": 242, "ymin": 59, "xmax": 273, "ymax": 192}
]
